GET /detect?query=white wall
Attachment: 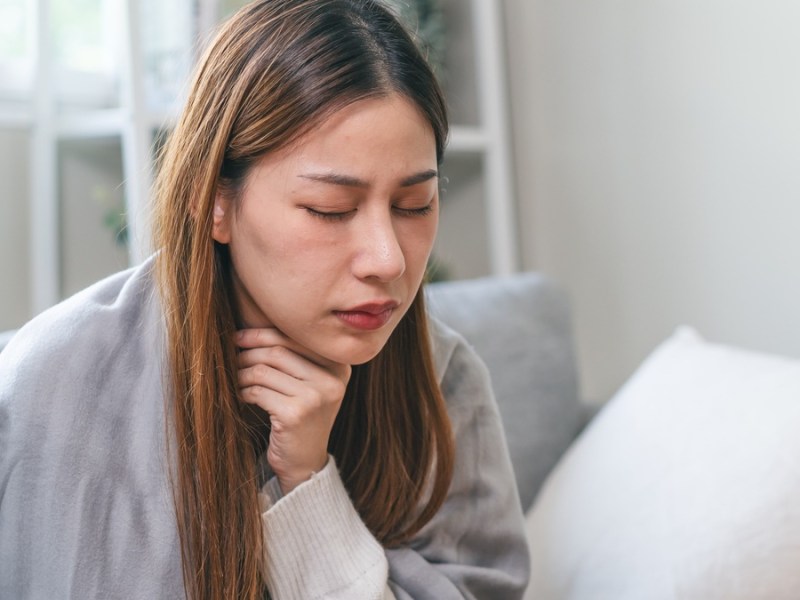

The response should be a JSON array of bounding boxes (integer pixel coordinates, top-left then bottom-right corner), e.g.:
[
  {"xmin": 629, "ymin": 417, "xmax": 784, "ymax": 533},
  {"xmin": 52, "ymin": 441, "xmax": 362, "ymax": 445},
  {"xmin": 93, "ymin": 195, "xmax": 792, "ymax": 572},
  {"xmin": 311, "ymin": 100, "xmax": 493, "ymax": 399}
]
[
  {"xmin": 0, "ymin": 129, "xmax": 31, "ymax": 331},
  {"xmin": 504, "ymin": 0, "xmax": 800, "ymax": 403}
]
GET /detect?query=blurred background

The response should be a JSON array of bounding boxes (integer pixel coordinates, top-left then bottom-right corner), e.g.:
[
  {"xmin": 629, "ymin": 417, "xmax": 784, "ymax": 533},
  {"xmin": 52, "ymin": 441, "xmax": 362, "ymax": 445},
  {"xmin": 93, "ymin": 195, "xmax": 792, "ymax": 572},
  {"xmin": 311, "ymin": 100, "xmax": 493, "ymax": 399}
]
[{"xmin": 1, "ymin": 0, "xmax": 799, "ymax": 404}]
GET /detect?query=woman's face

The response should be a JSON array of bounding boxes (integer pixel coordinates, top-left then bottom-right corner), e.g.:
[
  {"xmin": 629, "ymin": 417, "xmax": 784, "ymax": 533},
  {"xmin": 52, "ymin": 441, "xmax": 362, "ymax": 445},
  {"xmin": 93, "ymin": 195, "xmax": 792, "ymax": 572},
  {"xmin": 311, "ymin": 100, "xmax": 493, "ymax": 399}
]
[{"xmin": 212, "ymin": 94, "xmax": 439, "ymax": 365}]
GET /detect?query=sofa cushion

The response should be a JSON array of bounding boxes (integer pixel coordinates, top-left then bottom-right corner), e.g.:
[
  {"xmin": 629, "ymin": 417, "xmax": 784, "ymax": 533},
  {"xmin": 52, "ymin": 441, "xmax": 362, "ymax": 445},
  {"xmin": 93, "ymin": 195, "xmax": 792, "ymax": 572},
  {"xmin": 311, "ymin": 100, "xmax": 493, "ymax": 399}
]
[
  {"xmin": 525, "ymin": 327, "xmax": 800, "ymax": 599},
  {"xmin": 426, "ymin": 273, "xmax": 582, "ymax": 512}
]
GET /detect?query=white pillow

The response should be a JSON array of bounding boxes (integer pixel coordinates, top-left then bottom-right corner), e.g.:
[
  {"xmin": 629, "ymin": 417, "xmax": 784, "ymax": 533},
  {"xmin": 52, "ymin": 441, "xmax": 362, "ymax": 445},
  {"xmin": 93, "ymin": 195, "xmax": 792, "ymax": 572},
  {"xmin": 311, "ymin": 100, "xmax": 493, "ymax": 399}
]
[{"xmin": 524, "ymin": 327, "xmax": 800, "ymax": 600}]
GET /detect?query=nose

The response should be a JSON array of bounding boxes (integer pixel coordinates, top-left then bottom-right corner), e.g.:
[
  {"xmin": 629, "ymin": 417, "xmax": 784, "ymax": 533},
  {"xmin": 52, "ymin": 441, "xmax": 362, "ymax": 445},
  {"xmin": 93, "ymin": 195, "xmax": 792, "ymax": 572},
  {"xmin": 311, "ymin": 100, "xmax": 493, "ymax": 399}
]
[{"xmin": 352, "ymin": 213, "xmax": 406, "ymax": 282}]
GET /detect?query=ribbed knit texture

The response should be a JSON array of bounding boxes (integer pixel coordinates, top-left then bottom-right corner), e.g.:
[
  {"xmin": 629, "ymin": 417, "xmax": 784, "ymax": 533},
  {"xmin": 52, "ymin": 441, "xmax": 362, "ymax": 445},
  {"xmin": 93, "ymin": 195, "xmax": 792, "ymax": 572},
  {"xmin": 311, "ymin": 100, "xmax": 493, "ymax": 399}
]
[{"xmin": 260, "ymin": 457, "xmax": 395, "ymax": 599}]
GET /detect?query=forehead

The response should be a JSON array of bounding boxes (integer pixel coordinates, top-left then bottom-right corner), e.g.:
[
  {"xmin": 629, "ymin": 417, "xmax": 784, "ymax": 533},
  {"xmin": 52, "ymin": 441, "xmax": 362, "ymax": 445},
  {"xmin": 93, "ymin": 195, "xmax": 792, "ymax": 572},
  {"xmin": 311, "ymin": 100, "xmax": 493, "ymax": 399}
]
[{"xmin": 261, "ymin": 94, "xmax": 438, "ymax": 174}]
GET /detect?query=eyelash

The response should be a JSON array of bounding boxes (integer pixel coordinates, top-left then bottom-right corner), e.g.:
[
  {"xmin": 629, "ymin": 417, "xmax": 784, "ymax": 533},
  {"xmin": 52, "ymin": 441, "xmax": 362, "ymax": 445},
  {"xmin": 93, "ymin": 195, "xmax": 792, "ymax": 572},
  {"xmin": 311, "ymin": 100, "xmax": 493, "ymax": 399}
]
[
  {"xmin": 305, "ymin": 204, "xmax": 434, "ymax": 221},
  {"xmin": 395, "ymin": 204, "xmax": 435, "ymax": 217},
  {"xmin": 305, "ymin": 208, "xmax": 353, "ymax": 222}
]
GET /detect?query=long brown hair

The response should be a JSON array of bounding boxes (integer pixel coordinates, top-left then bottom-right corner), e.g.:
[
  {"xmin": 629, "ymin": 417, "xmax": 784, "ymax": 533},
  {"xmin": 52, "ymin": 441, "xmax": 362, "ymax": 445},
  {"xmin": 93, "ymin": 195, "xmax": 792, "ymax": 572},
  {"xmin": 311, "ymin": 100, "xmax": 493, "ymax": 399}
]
[{"xmin": 152, "ymin": 1, "xmax": 454, "ymax": 598}]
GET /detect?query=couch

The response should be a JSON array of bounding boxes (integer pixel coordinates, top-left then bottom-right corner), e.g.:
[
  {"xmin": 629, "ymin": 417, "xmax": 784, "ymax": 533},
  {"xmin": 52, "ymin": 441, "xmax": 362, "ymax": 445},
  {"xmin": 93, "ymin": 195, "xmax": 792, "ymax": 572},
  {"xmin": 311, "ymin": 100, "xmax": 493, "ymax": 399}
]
[
  {"xmin": 430, "ymin": 274, "xmax": 800, "ymax": 600},
  {"xmin": 7, "ymin": 272, "xmax": 800, "ymax": 599}
]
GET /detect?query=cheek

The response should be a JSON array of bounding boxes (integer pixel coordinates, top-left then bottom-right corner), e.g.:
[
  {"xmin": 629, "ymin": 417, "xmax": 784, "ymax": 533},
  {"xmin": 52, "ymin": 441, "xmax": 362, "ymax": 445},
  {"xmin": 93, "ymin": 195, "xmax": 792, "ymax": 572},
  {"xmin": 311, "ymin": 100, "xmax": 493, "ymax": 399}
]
[
  {"xmin": 233, "ymin": 208, "xmax": 306, "ymax": 261},
  {"xmin": 233, "ymin": 215, "xmax": 346, "ymax": 292},
  {"xmin": 401, "ymin": 220, "xmax": 438, "ymax": 268}
]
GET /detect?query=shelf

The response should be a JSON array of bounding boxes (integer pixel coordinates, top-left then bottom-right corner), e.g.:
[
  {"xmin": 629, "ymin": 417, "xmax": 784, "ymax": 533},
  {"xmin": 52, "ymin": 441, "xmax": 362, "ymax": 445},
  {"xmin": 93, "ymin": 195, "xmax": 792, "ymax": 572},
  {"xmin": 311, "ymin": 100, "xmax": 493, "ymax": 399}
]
[
  {"xmin": 447, "ymin": 125, "xmax": 487, "ymax": 154},
  {"xmin": 56, "ymin": 109, "xmax": 126, "ymax": 138},
  {"xmin": 46, "ymin": 110, "xmax": 484, "ymax": 148},
  {"xmin": 1, "ymin": 105, "xmax": 486, "ymax": 151},
  {"xmin": 0, "ymin": 105, "xmax": 33, "ymax": 128},
  {"xmin": 56, "ymin": 108, "xmax": 175, "ymax": 139},
  {"xmin": 0, "ymin": 103, "xmax": 175, "ymax": 138},
  {"xmin": 10, "ymin": 0, "xmax": 518, "ymax": 321}
]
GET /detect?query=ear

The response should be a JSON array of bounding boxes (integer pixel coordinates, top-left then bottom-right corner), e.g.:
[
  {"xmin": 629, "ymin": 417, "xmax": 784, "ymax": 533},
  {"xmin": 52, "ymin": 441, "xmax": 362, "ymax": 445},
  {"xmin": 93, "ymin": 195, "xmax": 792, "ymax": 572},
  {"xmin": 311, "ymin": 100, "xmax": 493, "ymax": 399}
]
[{"xmin": 211, "ymin": 195, "xmax": 233, "ymax": 244}]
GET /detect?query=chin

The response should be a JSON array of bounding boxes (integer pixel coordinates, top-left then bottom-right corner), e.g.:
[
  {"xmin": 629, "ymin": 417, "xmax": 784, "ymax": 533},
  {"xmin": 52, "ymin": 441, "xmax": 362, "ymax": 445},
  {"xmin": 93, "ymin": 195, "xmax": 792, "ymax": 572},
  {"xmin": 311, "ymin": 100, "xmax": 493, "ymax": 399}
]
[
  {"xmin": 341, "ymin": 347, "xmax": 385, "ymax": 366},
  {"xmin": 349, "ymin": 352, "xmax": 383, "ymax": 366},
  {"xmin": 324, "ymin": 337, "xmax": 388, "ymax": 366}
]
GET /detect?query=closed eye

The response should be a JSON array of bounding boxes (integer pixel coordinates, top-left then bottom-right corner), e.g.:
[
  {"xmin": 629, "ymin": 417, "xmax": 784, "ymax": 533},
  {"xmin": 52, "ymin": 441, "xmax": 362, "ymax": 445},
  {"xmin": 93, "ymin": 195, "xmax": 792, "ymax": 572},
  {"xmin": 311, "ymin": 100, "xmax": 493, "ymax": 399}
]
[
  {"xmin": 304, "ymin": 207, "xmax": 356, "ymax": 221},
  {"xmin": 394, "ymin": 203, "xmax": 435, "ymax": 217}
]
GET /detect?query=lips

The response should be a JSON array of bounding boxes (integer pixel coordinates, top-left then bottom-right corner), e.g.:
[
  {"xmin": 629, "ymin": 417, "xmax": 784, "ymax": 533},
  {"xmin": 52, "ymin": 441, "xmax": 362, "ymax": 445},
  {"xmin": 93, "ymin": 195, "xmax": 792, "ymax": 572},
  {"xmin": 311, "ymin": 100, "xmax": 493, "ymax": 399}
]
[{"xmin": 333, "ymin": 301, "xmax": 399, "ymax": 331}]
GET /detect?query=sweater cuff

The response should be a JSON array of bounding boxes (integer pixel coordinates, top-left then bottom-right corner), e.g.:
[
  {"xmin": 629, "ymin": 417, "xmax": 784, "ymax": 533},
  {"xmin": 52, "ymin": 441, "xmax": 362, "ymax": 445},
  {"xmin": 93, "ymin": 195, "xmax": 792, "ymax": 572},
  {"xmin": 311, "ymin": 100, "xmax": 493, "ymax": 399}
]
[{"xmin": 260, "ymin": 456, "xmax": 389, "ymax": 600}]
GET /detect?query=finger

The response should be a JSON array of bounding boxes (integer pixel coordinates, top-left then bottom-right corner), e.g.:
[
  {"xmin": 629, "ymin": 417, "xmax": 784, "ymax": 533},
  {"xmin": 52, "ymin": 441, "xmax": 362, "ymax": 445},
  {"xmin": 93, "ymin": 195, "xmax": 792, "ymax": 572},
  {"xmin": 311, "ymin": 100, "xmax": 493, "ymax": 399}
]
[
  {"xmin": 239, "ymin": 385, "xmax": 299, "ymax": 427},
  {"xmin": 238, "ymin": 345, "xmax": 317, "ymax": 382},
  {"xmin": 239, "ymin": 361, "xmax": 349, "ymax": 413},
  {"xmin": 236, "ymin": 327, "xmax": 341, "ymax": 370},
  {"xmin": 235, "ymin": 327, "xmax": 288, "ymax": 350},
  {"xmin": 239, "ymin": 362, "xmax": 305, "ymax": 396},
  {"xmin": 240, "ymin": 383, "xmax": 325, "ymax": 433}
]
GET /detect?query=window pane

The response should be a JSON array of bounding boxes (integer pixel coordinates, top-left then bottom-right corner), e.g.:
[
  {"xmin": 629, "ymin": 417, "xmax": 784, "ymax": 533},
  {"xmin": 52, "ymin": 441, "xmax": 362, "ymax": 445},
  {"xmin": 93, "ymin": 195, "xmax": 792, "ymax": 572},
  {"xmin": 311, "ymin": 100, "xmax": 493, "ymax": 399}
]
[
  {"xmin": 140, "ymin": 0, "xmax": 193, "ymax": 110},
  {"xmin": 0, "ymin": 0, "xmax": 28, "ymax": 61},
  {"xmin": 52, "ymin": 0, "xmax": 114, "ymax": 73},
  {"xmin": 51, "ymin": 0, "xmax": 121, "ymax": 107},
  {"xmin": 0, "ymin": 0, "xmax": 33, "ymax": 94}
]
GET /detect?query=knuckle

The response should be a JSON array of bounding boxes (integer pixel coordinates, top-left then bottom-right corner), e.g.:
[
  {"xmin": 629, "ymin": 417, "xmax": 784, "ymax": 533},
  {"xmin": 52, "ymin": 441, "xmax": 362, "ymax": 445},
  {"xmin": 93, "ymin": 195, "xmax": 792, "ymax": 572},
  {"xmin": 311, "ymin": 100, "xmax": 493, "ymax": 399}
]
[
  {"xmin": 254, "ymin": 329, "xmax": 273, "ymax": 345},
  {"xmin": 281, "ymin": 405, "xmax": 303, "ymax": 428},
  {"xmin": 253, "ymin": 363, "xmax": 271, "ymax": 380},
  {"xmin": 266, "ymin": 345, "xmax": 291, "ymax": 363},
  {"xmin": 240, "ymin": 385, "xmax": 260, "ymax": 404}
]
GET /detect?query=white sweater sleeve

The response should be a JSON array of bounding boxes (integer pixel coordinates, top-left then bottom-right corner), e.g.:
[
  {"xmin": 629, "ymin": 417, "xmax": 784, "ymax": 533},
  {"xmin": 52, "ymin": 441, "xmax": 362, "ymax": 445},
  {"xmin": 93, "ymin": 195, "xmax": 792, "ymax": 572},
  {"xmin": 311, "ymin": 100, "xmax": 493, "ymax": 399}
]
[{"xmin": 259, "ymin": 457, "xmax": 396, "ymax": 600}]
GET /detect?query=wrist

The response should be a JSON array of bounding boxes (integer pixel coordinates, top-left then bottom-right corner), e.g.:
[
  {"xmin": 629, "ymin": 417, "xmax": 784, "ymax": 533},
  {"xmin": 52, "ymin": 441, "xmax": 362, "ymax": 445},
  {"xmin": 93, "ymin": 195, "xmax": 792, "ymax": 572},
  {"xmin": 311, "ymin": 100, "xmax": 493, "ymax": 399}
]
[{"xmin": 278, "ymin": 455, "xmax": 330, "ymax": 495}]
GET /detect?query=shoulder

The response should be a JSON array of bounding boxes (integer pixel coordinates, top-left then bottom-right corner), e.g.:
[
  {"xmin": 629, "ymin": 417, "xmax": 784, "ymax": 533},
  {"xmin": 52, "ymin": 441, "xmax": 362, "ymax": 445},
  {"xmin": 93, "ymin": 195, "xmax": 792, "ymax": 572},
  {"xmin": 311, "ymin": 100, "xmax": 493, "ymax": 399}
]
[
  {"xmin": 3, "ymin": 257, "xmax": 156, "ymax": 360},
  {"xmin": 428, "ymin": 315, "xmax": 493, "ymax": 411},
  {"xmin": 0, "ymin": 258, "xmax": 180, "ymax": 594},
  {"xmin": 0, "ymin": 256, "xmax": 162, "ymax": 418}
]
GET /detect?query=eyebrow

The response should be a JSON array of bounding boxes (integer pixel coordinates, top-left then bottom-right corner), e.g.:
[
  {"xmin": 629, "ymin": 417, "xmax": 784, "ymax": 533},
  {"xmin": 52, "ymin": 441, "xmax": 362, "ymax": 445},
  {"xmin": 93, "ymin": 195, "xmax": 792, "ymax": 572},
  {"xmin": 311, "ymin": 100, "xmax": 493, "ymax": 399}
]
[{"xmin": 298, "ymin": 169, "xmax": 439, "ymax": 188}]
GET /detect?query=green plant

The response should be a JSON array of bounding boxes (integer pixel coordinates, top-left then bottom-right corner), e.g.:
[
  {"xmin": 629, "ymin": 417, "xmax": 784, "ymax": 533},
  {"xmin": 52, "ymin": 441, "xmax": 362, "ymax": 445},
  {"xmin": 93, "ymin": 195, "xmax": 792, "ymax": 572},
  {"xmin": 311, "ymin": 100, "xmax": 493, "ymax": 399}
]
[{"xmin": 94, "ymin": 185, "xmax": 128, "ymax": 247}]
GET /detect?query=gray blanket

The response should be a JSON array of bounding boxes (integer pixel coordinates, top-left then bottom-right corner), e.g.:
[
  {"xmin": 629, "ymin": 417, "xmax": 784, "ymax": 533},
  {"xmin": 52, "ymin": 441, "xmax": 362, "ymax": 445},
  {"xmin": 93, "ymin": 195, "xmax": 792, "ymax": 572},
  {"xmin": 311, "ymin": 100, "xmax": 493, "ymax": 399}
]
[{"xmin": 0, "ymin": 256, "xmax": 529, "ymax": 599}]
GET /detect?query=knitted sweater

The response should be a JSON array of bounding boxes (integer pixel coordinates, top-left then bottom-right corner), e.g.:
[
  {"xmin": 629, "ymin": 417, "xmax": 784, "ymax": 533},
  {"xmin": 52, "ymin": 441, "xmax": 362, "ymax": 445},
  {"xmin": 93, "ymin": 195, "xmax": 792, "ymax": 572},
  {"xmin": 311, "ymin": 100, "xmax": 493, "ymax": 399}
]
[{"xmin": 0, "ymin": 257, "xmax": 530, "ymax": 599}]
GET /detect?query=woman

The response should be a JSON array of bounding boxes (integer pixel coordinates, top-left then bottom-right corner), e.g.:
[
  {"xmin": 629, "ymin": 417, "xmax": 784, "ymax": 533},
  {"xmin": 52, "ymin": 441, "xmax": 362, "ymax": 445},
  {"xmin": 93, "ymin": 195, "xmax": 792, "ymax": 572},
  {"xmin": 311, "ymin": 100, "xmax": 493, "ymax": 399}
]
[{"xmin": 0, "ymin": 1, "xmax": 529, "ymax": 598}]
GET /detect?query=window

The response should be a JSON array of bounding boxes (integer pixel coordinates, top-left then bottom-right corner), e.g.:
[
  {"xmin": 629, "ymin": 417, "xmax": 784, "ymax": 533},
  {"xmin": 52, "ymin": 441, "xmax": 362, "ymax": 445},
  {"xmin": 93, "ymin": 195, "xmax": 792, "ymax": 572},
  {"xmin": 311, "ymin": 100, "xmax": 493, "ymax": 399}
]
[
  {"xmin": 53, "ymin": 0, "xmax": 122, "ymax": 108},
  {"xmin": 140, "ymin": 0, "xmax": 193, "ymax": 110},
  {"xmin": 0, "ymin": 0, "xmax": 34, "ymax": 98},
  {"xmin": 0, "ymin": 0, "xmax": 122, "ymax": 106}
]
